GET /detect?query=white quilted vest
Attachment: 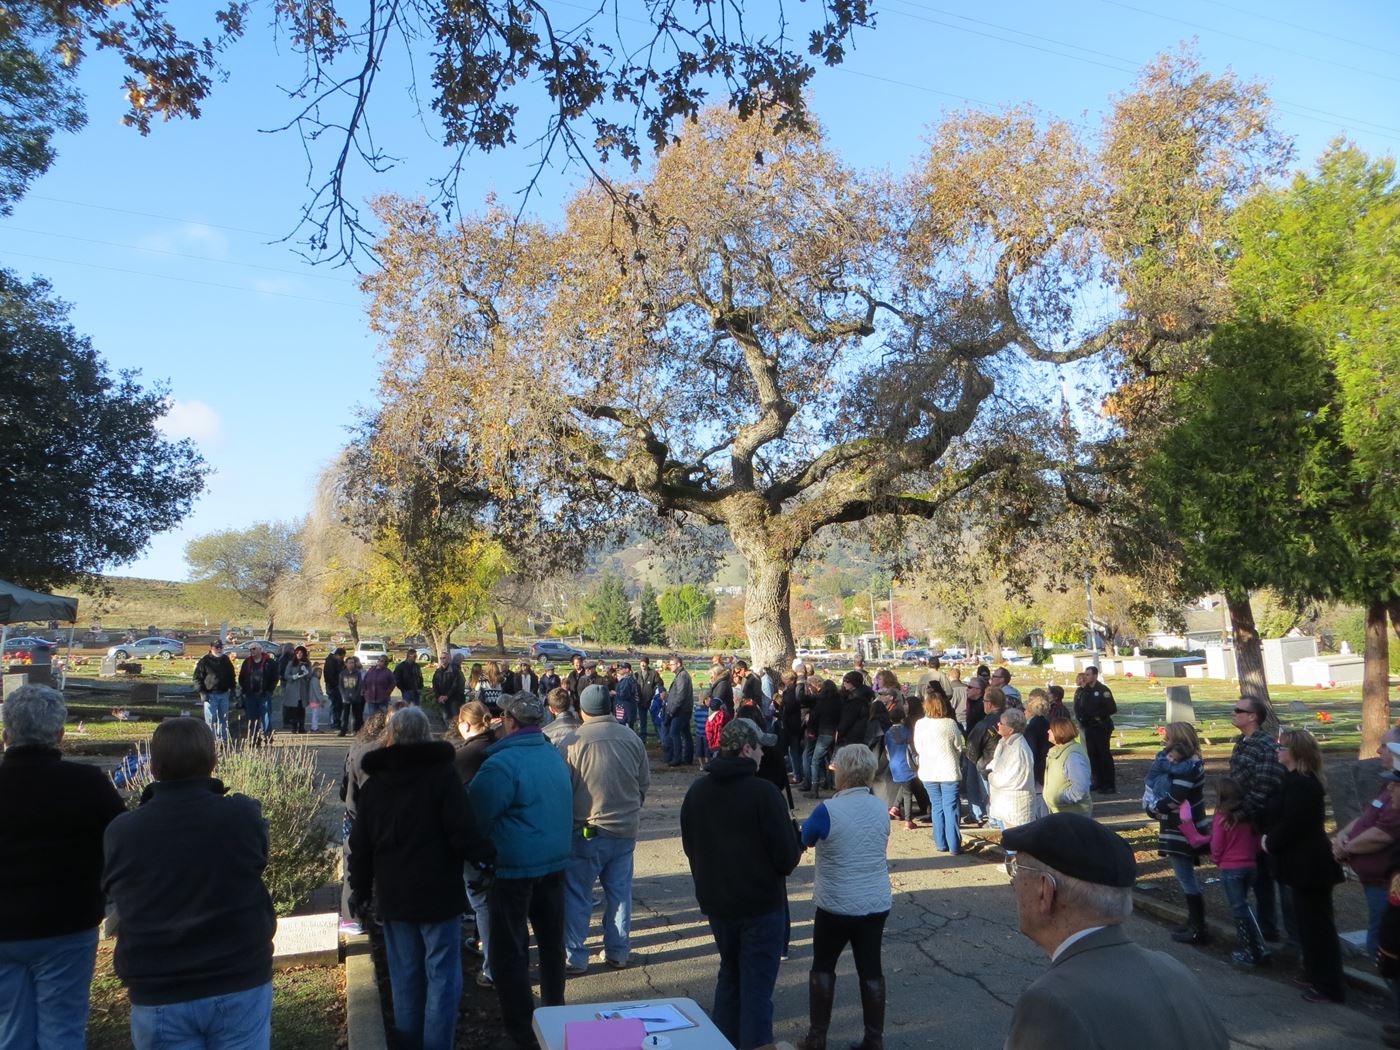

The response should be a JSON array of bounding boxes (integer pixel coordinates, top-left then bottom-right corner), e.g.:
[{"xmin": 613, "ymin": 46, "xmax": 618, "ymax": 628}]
[{"xmin": 813, "ymin": 787, "xmax": 892, "ymax": 916}]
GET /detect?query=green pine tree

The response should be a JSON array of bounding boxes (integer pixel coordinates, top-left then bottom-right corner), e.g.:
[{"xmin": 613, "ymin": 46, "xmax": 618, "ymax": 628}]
[
  {"xmin": 637, "ymin": 582, "xmax": 665, "ymax": 646},
  {"xmin": 588, "ymin": 574, "xmax": 637, "ymax": 646}
]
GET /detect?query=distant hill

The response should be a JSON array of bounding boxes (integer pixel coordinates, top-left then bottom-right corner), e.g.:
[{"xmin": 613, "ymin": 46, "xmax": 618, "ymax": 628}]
[{"xmin": 75, "ymin": 576, "xmax": 261, "ymax": 631}]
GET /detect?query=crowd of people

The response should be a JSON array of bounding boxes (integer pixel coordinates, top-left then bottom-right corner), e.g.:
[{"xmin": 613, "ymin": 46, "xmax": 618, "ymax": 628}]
[{"xmin": 2, "ymin": 643, "xmax": 1395, "ymax": 1050}]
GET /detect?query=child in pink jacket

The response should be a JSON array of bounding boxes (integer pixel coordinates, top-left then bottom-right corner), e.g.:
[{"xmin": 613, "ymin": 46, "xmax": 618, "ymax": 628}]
[{"xmin": 1181, "ymin": 777, "xmax": 1268, "ymax": 966}]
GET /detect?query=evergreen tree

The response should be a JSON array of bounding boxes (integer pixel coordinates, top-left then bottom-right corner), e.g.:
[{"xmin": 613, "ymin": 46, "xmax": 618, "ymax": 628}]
[
  {"xmin": 588, "ymin": 574, "xmax": 636, "ymax": 646},
  {"xmin": 637, "ymin": 582, "xmax": 665, "ymax": 646}
]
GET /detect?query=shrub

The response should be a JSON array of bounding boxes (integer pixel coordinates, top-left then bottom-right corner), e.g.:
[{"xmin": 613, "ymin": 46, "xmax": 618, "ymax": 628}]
[{"xmin": 113, "ymin": 738, "xmax": 335, "ymax": 915}]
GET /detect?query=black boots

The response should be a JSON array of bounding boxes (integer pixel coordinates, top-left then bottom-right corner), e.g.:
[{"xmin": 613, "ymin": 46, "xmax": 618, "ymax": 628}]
[
  {"xmin": 850, "ymin": 976, "xmax": 886, "ymax": 1050},
  {"xmin": 797, "ymin": 971, "xmax": 837, "ymax": 1050},
  {"xmin": 1172, "ymin": 893, "xmax": 1211, "ymax": 945},
  {"xmin": 1232, "ymin": 913, "xmax": 1270, "ymax": 966}
]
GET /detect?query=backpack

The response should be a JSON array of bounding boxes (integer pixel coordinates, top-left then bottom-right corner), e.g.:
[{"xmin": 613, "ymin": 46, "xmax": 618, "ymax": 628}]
[{"xmin": 705, "ymin": 707, "xmax": 731, "ymax": 751}]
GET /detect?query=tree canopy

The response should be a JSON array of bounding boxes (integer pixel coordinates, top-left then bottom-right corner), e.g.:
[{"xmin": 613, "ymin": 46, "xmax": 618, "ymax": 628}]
[
  {"xmin": 361, "ymin": 50, "xmax": 1284, "ymax": 667},
  {"xmin": 0, "ymin": 270, "xmax": 207, "ymax": 589},
  {"xmin": 10, "ymin": 1, "xmax": 876, "ymax": 261},
  {"xmin": 185, "ymin": 520, "xmax": 303, "ymax": 636}
]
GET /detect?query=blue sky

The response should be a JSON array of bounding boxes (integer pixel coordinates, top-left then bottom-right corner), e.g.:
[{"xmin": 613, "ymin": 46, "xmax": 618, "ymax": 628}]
[{"xmin": 5, "ymin": 0, "xmax": 1397, "ymax": 582}]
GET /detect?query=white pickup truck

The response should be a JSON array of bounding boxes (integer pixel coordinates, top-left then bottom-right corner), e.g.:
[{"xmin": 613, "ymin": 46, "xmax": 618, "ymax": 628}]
[{"xmin": 354, "ymin": 640, "xmax": 389, "ymax": 666}]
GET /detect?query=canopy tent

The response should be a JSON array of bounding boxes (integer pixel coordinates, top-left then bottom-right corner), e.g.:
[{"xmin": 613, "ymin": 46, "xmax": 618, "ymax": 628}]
[{"xmin": 0, "ymin": 580, "xmax": 78, "ymax": 625}]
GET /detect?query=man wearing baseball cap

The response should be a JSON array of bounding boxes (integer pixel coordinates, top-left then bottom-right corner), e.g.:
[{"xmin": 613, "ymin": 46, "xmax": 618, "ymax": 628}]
[
  {"xmin": 470, "ymin": 692, "xmax": 573, "ymax": 1048},
  {"xmin": 680, "ymin": 717, "xmax": 799, "ymax": 1050},
  {"xmin": 559, "ymin": 683, "xmax": 650, "ymax": 974},
  {"xmin": 1003, "ymin": 813, "xmax": 1228, "ymax": 1049}
]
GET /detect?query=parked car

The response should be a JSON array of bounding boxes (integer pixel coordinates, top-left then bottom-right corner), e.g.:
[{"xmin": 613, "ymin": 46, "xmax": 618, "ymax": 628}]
[
  {"xmin": 224, "ymin": 639, "xmax": 277, "ymax": 660},
  {"xmin": 107, "ymin": 637, "xmax": 186, "ymax": 661},
  {"xmin": 898, "ymin": 647, "xmax": 932, "ymax": 661},
  {"xmin": 2, "ymin": 636, "xmax": 59, "ymax": 657},
  {"xmin": 529, "ymin": 639, "xmax": 587, "ymax": 661},
  {"xmin": 354, "ymin": 640, "xmax": 390, "ymax": 666}
]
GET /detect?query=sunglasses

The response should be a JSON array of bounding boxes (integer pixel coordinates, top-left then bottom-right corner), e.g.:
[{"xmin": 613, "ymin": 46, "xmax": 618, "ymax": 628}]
[{"xmin": 1232, "ymin": 707, "xmax": 1253, "ymax": 715}]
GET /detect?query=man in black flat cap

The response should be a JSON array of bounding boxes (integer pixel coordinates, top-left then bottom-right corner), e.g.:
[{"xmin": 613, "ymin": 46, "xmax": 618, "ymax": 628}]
[{"xmin": 1002, "ymin": 813, "xmax": 1229, "ymax": 1050}]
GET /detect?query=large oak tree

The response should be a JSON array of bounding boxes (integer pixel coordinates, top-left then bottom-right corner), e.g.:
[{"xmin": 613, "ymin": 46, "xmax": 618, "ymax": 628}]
[{"xmin": 361, "ymin": 52, "xmax": 1284, "ymax": 668}]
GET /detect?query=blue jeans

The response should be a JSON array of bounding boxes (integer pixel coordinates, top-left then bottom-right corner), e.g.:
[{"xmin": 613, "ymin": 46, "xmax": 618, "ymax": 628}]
[
  {"xmin": 130, "ymin": 980, "xmax": 272, "ymax": 1050},
  {"xmin": 400, "ymin": 690, "xmax": 420, "ymax": 706},
  {"xmin": 204, "ymin": 691, "xmax": 231, "ymax": 741},
  {"xmin": 242, "ymin": 694, "xmax": 271, "ymax": 740},
  {"xmin": 1365, "ymin": 883, "xmax": 1390, "ymax": 958},
  {"xmin": 787, "ymin": 741, "xmax": 804, "ymax": 783},
  {"xmin": 806, "ymin": 735, "xmax": 833, "ymax": 790},
  {"xmin": 1220, "ymin": 867, "xmax": 1257, "ymax": 923},
  {"xmin": 925, "ymin": 780, "xmax": 961, "ymax": 854},
  {"xmin": 382, "ymin": 917, "xmax": 462, "ymax": 1050},
  {"xmin": 1168, "ymin": 852, "xmax": 1201, "ymax": 896},
  {"xmin": 365, "ymin": 701, "xmax": 389, "ymax": 721},
  {"xmin": 665, "ymin": 717, "xmax": 693, "ymax": 765},
  {"xmin": 708, "ymin": 908, "xmax": 785, "ymax": 1050},
  {"xmin": 616, "ymin": 699, "xmax": 639, "ymax": 734},
  {"xmin": 565, "ymin": 832, "xmax": 635, "ymax": 967},
  {"xmin": 464, "ymin": 864, "xmax": 492, "ymax": 982},
  {"xmin": 0, "ymin": 926, "xmax": 99, "ymax": 1050},
  {"xmin": 695, "ymin": 711, "xmax": 711, "ymax": 760}
]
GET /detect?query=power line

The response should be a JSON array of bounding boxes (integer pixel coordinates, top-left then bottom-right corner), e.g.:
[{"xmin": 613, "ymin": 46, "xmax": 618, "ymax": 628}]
[
  {"xmin": 1099, "ymin": 0, "xmax": 1400, "ymax": 85},
  {"xmin": 1, "ymin": 249, "xmax": 358, "ymax": 308},
  {"xmin": 1196, "ymin": 0, "xmax": 1400, "ymax": 62},
  {"xmin": 25, "ymin": 194, "xmax": 282, "ymax": 238},
  {"xmin": 0, "ymin": 225, "xmax": 355, "ymax": 284}
]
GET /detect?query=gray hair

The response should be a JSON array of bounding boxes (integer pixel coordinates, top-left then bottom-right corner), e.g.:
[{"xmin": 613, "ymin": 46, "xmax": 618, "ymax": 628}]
[
  {"xmin": 1000, "ymin": 707, "xmax": 1026, "ymax": 733},
  {"xmin": 831, "ymin": 743, "xmax": 878, "ymax": 787},
  {"xmin": 1045, "ymin": 862, "xmax": 1134, "ymax": 922},
  {"xmin": 1, "ymin": 684, "xmax": 67, "ymax": 748},
  {"xmin": 387, "ymin": 705, "xmax": 431, "ymax": 745}
]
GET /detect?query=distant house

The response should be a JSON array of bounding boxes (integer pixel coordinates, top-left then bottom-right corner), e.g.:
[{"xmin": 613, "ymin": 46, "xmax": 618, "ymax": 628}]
[
  {"xmin": 711, "ymin": 585, "xmax": 744, "ymax": 596},
  {"xmin": 1144, "ymin": 607, "xmax": 1229, "ymax": 651}
]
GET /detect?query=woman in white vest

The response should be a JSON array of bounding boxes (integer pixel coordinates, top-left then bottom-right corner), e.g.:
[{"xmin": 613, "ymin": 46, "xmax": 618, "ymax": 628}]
[
  {"xmin": 988, "ymin": 707, "xmax": 1036, "ymax": 831},
  {"xmin": 796, "ymin": 745, "xmax": 891, "ymax": 1050}
]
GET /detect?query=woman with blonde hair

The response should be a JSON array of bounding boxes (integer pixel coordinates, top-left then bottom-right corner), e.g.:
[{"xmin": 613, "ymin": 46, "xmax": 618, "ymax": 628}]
[
  {"xmin": 796, "ymin": 745, "xmax": 891, "ymax": 1050},
  {"xmin": 1043, "ymin": 718, "xmax": 1092, "ymax": 817},
  {"xmin": 478, "ymin": 661, "xmax": 504, "ymax": 714},
  {"xmin": 1265, "ymin": 728, "xmax": 1345, "ymax": 1003}
]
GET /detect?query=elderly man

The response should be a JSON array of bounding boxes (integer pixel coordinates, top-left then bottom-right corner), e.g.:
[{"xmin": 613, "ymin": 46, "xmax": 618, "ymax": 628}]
[
  {"xmin": 0, "ymin": 685, "xmax": 126, "ymax": 1048},
  {"xmin": 237, "ymin": 642, "xmax": 278, "ymax": 741},
  {"xmin": 193, "ymin": 639, "xmax": 237, "ymax": 741},
  {"xmin": 990, "ymin": 666, "xmax": 1022, "ymax": 708},
  {"xmin": 362, "ymin": 654, "xmax": 396, "ymax": 720},
  {"xmin": 470, "ymin": 693, "xmax": 573, "ymax": 1049},
  {"xmin": 1003, "ymin": 814, "xmax": 1229, "ymax": 1050},
  {"xmin": 680, "ymin": 718, "xmax": 800, "ymax": 1050},
  {"xmin": 560, "ymin": 684, "xmax": 650, "ymax": 974},
  {"xmin": 104, "ymin": 718, "xmax": 277, "ymax": 1050}
]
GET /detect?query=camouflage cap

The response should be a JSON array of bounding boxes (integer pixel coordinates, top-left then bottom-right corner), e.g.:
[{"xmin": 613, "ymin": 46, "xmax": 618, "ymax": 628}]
[
  {"xmin": 720, "ymin": 716, "xmax": 777, "ymax": 751},
  {"xmin": 503, "ymin": 691, "xmax": 546, "ymax": 725}
]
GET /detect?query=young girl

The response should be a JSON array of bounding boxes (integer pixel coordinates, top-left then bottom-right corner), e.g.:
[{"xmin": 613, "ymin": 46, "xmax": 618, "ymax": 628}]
[
  {"xmin": 885, "ymin": 704, "xmax": 918, "ymax": 830},
  {"xmin": 1181, "ymin": 778, "xmax": 1267, "ymax": 966},
  {"xmin": 307, "ymin": 661, "xmax": 326, "ymax": 732}
]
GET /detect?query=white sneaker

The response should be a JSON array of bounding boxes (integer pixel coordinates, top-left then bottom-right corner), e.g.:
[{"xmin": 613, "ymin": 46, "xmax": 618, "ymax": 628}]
[{"xmin": 339, "ymin": 920, "xmax": 364, "ymax": 936}]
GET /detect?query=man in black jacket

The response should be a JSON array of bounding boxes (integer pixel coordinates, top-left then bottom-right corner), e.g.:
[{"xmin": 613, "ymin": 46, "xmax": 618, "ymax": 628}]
[
  {"xmin": 393, "ymin": 649, "xmax": 424, "ymax": 706},
  {"xmin": 663, "ymin": 655, "xmax": 695, "ymax": 767},
  {"xmin": 193, "ymin": 639, "xmax": 237, "ymax": 742},
  {"xmin": 1074, "ymin": 665, "xmax": 1118, "ymax": 794},
  {"xmin": 432, "ymin": 652, "xmax": 467, "ymax": 721},
  {"xmin": 323, "ymin": 647, "xmax": 346, "ymax": 736},
  {"xmin": 238, "ymin": 644, "xmax": 278, "ymax": 742},
  {"xmin": 351, "ymin": 706, "xmax": 495, "ymax": 1050},
  {"xmin": 803, "ymin": 677, "xmax": 843, "ymax": 798},
  {"xmin": 103, "ymin": 718, "xmax": 277, "ymax": 1048},
  {"xmin": 680, "ymin": 717, "xmax": 800, "ymax": 1050},
  {"xmin": 1, "ymin": 685, "xmax": 127, "ymax": 1048},
  {"xmin": 835, "ymin": 671, "xmax": 872, "ymax": 750}
]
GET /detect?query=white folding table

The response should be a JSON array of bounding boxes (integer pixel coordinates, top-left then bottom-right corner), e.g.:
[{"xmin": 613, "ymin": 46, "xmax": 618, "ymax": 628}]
[{"xmin": 531, "ymin": 996, "xmax": 735, "ymax": 1050}]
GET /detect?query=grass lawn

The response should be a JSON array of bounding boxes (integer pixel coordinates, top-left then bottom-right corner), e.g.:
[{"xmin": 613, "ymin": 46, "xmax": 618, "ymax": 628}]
[{"xmin": 87, "ymin": 944, "xmax": 344, "ymax": 1049}]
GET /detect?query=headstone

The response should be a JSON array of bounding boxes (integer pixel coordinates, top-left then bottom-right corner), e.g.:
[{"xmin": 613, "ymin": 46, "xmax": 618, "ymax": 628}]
[
  {"xmin": 1263, "ymin": 636, "xmax": 1319, "ymax": 685},
  {"xmin": 100, "ymin": 655, "xmax": 118, "ymax": 677},
  {"xmin": 2, "ymin": 673, "xmax": 28, "ymax": 699},
  {"xmin": 1164, "ymin": 685, "xmax": 1195, "ymax": 724},
  {"xmin": 273, "ymin": 912, "xmax": 340, "ymax": 969},
  {"xmin": 130, "ymin": 682, "xmax": 158, "ymax": 704}
]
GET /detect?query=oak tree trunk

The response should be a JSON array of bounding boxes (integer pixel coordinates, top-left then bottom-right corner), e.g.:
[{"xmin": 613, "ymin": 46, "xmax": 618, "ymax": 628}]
[
  {"xmin": 1227, "ymin": 592, "xmax": 1276, "ymax": 733},
  {"xmin": 492, "ymin": 612, "xmax": 506, "ymax": 655},
  {"xmin": 741, "ymin": 550, "xmax": 795, "ymax": 672},
  {"xmin": 264, "ymin": 612, "xmax": 276, "ymax": 640},
  {"xmin": 1362, "ymin": 600, "xmax": 1391, "ymax": 758},
  {"xmin": 346, "ymin": 613, "xmax": 360, "ymax": 645}
]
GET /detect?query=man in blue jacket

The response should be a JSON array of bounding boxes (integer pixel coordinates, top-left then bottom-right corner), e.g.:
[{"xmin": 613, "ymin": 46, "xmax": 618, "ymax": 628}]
[{"xmin": 470, "ymin": 691, "xmax": 573, "ymax": 1049}]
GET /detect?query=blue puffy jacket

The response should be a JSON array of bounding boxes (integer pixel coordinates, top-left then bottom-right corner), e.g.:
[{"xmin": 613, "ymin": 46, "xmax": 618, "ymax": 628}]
[{"xmin": 469, "ymin": 727, "xmax": 572, "ymax": 878}]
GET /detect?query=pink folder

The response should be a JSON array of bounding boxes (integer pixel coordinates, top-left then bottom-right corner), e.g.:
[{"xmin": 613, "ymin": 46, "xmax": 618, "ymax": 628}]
[{"xmin": 564, "ymin": 1018, "xmax": 647, "ymax": 1050}]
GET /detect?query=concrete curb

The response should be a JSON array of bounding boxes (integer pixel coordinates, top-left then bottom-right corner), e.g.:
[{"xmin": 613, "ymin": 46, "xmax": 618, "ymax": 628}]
[
  {"xmin": 966, "ymin": 829, "xmax": 1389, "ymax": 998},
  {"xmin": 345, "ymin": 935, "xmax": 387, "ymax": 1050}
]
